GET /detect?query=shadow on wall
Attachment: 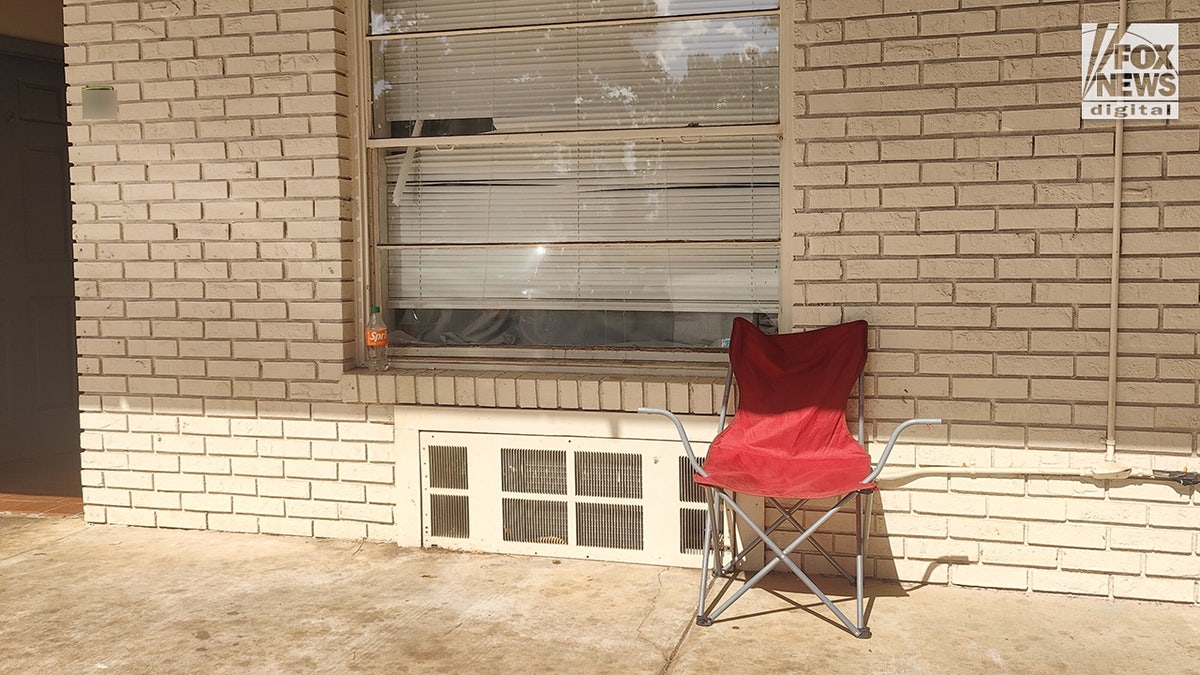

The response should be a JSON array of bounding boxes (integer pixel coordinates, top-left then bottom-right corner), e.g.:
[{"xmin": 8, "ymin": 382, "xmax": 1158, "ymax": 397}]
[{"xmin": 0, "ymin": 0, "xmax": 63, "ymax": 45}]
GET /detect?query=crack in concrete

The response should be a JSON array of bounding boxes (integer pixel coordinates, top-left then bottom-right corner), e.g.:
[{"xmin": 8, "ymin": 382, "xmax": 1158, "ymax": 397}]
[
  {"xmin": 657, "ymin": 612, "xmax": 696, "ymax": 675},
  {"xmin": 632, "ymin": 568, "xmax": 681, "ymax": 670},
  {"xmin": 634, "ymin": 568, "xmax": 665, "ymax": 637}
]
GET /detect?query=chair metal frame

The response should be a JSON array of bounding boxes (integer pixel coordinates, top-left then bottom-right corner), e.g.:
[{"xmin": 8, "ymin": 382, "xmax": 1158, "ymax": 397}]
[{"xmin": 642, "ymin": 365, "xmax": 939, "ymax": 638}]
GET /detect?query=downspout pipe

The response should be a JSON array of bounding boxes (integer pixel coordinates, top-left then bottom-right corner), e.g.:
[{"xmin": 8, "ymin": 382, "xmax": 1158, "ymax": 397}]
[{"xmin": 1102, "ymin": 0, "xmax": 1129, "ymax": 467}]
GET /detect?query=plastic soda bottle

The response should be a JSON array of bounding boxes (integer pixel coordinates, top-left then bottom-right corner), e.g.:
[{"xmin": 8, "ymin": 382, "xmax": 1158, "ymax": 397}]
[{"xmin": 366, "ymin": 305, "xmax": 389, "ymax": 372}]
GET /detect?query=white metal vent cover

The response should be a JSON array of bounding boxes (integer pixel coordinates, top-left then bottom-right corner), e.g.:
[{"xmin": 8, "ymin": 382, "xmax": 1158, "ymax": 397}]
[{"xmin": 420, "ymin": 432, "xmax": 708, "ymax": 568}]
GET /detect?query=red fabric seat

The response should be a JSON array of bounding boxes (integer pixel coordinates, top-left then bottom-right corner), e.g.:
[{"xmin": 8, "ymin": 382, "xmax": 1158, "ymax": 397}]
[{"xmin": 696, "ymin": 317, "xmax": 872, "ymax": 500}]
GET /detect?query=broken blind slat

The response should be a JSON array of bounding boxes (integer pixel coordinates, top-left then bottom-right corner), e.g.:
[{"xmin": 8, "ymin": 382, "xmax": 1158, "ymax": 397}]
[{"xmin": 385, "ymin": 137, "xmax": 780, "ymax": 246}]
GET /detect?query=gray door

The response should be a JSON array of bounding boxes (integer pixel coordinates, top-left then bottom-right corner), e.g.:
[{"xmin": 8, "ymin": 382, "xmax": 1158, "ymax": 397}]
[{"xmin": 0, "ymin": 38, "xmax": 77, "ymax": 463}]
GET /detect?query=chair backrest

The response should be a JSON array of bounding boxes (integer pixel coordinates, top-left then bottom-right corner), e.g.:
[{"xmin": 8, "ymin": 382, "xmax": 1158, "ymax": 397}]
[{"xmin": 718, "ymin": 317, "xmax": 868, "ymax": 459}]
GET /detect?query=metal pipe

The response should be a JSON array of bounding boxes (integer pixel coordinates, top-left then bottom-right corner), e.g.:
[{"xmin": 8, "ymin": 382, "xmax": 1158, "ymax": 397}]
[
  {"xmin": 1104, "ymin": 0, "xmax": 1130, "ymax": 463},
  {"xmin": 875, "ymin": 463, "xmax": 1156, "ymax": 484}
]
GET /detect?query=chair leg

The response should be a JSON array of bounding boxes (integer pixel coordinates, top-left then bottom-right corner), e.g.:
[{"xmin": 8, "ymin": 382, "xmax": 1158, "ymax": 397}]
[
  {"xmin": 855, "ymin": 490, "xmax": 875, "ymax": 638},
  {"xmin": 696, "ymin": 491, "xmax": 715, "ymax": 626},
  {"xmin": 704, "ymin": 492, "xmax": 868, "ymax": 635}
]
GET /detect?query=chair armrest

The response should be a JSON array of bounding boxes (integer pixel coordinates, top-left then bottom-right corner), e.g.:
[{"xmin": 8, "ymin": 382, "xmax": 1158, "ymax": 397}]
[
  {"xmin": 862, "ymin": 418, "xmax": 942, "ymax": 484},
  {"xmin": 637, "ymin": 407, "xmax": 709, "ymax": 477}
]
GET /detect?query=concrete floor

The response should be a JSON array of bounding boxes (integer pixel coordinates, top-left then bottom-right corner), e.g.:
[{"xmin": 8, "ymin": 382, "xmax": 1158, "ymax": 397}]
[{"xmin": 1, "ymin": 514, "xmax": 1197, "ymax": 674}]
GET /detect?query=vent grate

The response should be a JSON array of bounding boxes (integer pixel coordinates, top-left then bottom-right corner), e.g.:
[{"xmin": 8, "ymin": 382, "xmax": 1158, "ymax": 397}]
[
  {"xmin": 430, "ymin": 493, "xmax": 470, "ymax": 538},
  {"xmin": 678, "ymin": 456, "xmax": 706, "ymax": 503},
  {"xmin": 576, "ymin": 451, "xmax": 643, "ymax": 499},
  {"xmin": 502, "ymin": 498, "xmax": 568, "ymax": 544},
  {"xmin": 421, "ymin": 431, "xmax": 709, "ymax": 568},
  {"xmin": 502, "ymin": 448, "xmax": 568, "ymax": 495},
  {"xmin": 428, "ymin": 445, "xmax": 469, "ymax": 489},
  {"xmin": 679, "ymin": 507, "xmax": 706, "ymax": 553},
  {"xmin": 577, "ymin": 502, "xmax": 644, "ymax": 550}
]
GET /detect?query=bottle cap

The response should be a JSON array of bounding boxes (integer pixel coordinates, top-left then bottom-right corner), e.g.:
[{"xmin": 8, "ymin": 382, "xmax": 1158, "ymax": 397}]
[{"xmin": 370, "ymin": 305, "xmax": 380, "ymax": 313}]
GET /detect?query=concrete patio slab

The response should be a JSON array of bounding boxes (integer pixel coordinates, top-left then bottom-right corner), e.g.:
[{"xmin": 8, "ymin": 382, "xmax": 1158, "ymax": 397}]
[{"xmin": 1, "ymin": 514, "xmax": 1196, "ymax": 674}]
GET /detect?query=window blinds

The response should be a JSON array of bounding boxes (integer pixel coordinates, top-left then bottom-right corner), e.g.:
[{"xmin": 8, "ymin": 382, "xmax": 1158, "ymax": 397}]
[
  {"xmin": 369, "ymin": 0, "xmax": 779, "ymax": 35},
  {"xmin": 371, "ymin": 16, "xmax": 779, "ymax": 136},
  {"xmin": 388, "ymin": 246, "xmax": 779, "ymax": 312},
  {"xmin": 367, "ymin": 1, "xmax": 781, "ymax": 344},
  {"xmin": 385, "ymin": 138, "xmax": 780, "ymax": 246}
]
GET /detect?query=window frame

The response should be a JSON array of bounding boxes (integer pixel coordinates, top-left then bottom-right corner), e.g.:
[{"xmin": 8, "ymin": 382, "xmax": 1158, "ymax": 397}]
[{"xmin": 350, "ymin": 0, "xmax": 795, "ymax": 366}]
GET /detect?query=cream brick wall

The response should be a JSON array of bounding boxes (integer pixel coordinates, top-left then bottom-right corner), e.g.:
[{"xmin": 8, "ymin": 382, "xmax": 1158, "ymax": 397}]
[
  {"xmin": 787, "ymin": 0, "xmax": 1199, "ymax": 603},
  {"xmin": 65, "ymin": 0, "xmax": 1198, "ymax": 603}
]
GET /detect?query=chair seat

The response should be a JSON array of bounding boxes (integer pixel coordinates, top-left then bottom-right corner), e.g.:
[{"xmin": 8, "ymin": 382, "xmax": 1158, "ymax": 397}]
[{"xmin": 695, "ymin": 449, "xmax": 876, "ymax": 500}]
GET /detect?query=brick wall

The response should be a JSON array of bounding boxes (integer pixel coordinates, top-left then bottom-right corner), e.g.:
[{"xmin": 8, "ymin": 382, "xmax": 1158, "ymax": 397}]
[
  {"xmin": 65, "ymin": 0, "xmax": 399, "ymax": 538},
  {"xmin": 787, "ymin": 0, "xmax": 1199, "ymax": 602},
  {"xmin": 63, "ymin": 0, "xmax": 1198, "ymax": 603}
]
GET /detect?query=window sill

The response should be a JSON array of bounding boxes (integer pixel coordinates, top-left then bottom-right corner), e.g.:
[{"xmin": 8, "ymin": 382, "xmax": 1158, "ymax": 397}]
[{"xmin": 340, "ymin": 362, "xmax": 728, "ymax": 415}]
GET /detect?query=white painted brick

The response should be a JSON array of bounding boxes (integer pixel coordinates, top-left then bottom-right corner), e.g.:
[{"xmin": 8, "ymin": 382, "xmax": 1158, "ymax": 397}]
[
  {"xmin": 206, "ymin": 475, "xmax": 258, "ymax": 496},
  {"xmin": 106, "ymin": 507, "xmax": 157, "ymax": 528},
  {"xmin": 978, "ymin": 543, "xmax": 1057, "ymax": 568},
  {"xmin": 156, "ymin": 510, "xmax": 208, "ymax": 530},
  {"xmin": 82, "ymin": 487, "xmax": 131, "ymax": 507},
  {"xmin": 337, "ymin": 422, "xmax": 394, "ymax": 443},
  {"xmin": 1112, "ymin": 576, "xmax": 1196, "ymax": 603},
  {"xmin": 337, "ymin": 502, "xmax": 393, "ymax": 524},
  {"xmin": 363, "ymin": 484, "xmax": 395, "ymax": 505},
  {"xmin": 948, "ymin": 519, "xmax": 1025, "ymax": 543},
  {"xmin": 910, "ymin": 492, "xmax": 987, "ymax": 517},
  {"xmin": 1142, "ymin": 552, "xmax": 1200, "ymax": 578},
  {"xmin": 1067, "ymin": 501, "xmax": 1148, "ymax": 526},
  {"xmin": 82, "ymin": 505, "xmax": 107, "ymax": 524},
  {"xmin": 102, "ymin": 471, "xmax": 154, "ymax": 491},
  {"xmin": 904, "ymin": 538, "xmax": 979, "ymax": 562},
  {"xmin": 258, "ymin": 438, "xmax": 313, "ymax": 458},
  {"xmin": 179, "ymin": 455, "xmax": 231, "ymax": 475},
  {"xmin": 233, "ymin": 496, "xmax": 286, "ymax": 517},
  {"xmin": 1060, "ymin": 549, "xmax": 1143, "ymax": 575},
  {"xmin": 260, "ymin": 516, "xmax": 313, "ymax": 537},
  {"xmin": 208, "ymin": 513, "xmax": 260, "ymax": 534},
  {"xmin": 312, "ymin": 441, "xmax": 366, "ymax": 462},
  {"xmin": 1026, "ymin": 523, "xmax": 1108, "ymax": 550},
  {"xmin": 951, "ymin": 564, "xmax": 1028, "ymax": 590},
  {"xmin": 182, "ymin": 493, "xmax": 234, "ymax": 513},
  {"xmin": 338, "ymin": 463, "xmax": 393, "ymax": 484},
  {"xmin": 284, "ymin": 460, "xmax": 338, "ymax": 481},
  {"xmin": 312, "ymin": 482, "xmax": 366, "ymax": 503},
  {"xmin": 131, "ymin": 490, "xmax": 181, "ymax": 510},
  {"xmin": 1028, "ymin": 570, "xmax": 1109, "ymax": 597},
  {"xmin": 256, "ymin": 478, "xmax": 311, "ymax": 500},
  {"xmin": 1110, "ymin": 527, "xmax": 1195, "ymax": 554},
  {"xmin": 313, "ymin": 519, "xmax": 368, "ymax": 540}
]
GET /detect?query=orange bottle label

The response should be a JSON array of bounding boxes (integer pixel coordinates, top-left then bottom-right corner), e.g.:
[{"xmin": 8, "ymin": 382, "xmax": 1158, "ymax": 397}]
[{"xmin": 366, "ymin": 328, "xmax": 388, "ymax": 347}]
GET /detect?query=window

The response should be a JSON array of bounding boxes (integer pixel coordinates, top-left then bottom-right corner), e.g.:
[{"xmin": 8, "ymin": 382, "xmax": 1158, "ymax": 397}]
[{"xmin": 363, "ymin": 0, "xmax": 781, "ymax": 352}]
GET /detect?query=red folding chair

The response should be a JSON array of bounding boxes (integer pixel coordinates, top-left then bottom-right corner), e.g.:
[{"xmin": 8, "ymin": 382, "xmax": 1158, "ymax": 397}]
[{"xmin": 641, "ymin": 318, "xmax": 939, "ymax": 638}]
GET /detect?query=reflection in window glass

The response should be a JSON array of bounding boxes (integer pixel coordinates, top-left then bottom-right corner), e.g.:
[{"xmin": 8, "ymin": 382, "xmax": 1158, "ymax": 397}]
[
  {"xmin": 386, "ymin": 138, "xmax": 780, "ymax": 245},
  {"xmin": 370, "ymin": 17, "xmax": 779, "ymax": 137},
  {"xmin": 369, "ymin": 0, "xmax": 780, "ymax": 35}
]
